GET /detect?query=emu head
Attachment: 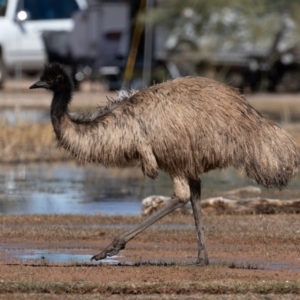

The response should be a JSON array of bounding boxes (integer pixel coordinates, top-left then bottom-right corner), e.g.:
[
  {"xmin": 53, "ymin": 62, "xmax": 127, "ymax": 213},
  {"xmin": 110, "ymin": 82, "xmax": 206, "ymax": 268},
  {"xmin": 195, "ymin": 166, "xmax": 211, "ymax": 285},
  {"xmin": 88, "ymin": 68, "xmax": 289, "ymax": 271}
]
[{"xmin": 30, "ymin": 63, "xmax": 73, "ymax": 92}]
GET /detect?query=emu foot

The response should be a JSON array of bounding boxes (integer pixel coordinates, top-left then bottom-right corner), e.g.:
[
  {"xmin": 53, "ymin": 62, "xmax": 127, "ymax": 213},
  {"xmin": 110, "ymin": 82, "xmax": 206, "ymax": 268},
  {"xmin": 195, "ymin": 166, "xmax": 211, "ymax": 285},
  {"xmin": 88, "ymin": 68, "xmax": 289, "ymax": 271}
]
[
  {"xmin": 91, "ymin": 237, "xmax": 126, "ymax": 261},
  {"xmin": 196, "ymin": 248, "xmax": 209, "ymax": 266},
  {"xmin": 196, "ymin": 257, "xmax": 209, "ymax": 266}
]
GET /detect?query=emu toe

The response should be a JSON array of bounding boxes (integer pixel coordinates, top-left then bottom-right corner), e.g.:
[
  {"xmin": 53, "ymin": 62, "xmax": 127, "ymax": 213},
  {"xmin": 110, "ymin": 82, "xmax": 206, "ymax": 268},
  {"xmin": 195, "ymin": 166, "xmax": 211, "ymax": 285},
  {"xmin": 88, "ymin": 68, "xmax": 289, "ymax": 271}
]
[{"xmin": 91, "ymin": 237, "xmax": 127, "ymax": 261}]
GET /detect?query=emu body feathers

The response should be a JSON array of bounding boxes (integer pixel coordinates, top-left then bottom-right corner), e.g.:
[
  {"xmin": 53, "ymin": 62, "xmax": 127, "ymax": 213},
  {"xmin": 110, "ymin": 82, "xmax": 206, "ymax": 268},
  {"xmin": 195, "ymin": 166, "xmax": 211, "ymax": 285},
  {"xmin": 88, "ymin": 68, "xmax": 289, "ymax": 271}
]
[{"xmin": 44, "ymin": 72, "xmax": 298, "ymax": 188}]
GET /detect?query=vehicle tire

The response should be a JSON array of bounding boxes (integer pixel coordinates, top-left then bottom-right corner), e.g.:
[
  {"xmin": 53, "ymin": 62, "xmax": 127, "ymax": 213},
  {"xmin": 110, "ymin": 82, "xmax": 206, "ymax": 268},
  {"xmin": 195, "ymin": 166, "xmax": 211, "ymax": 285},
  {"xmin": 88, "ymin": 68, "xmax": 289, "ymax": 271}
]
[{"xmin": 0, "ymin": 56, "xmax": 6, "ymax": 89}]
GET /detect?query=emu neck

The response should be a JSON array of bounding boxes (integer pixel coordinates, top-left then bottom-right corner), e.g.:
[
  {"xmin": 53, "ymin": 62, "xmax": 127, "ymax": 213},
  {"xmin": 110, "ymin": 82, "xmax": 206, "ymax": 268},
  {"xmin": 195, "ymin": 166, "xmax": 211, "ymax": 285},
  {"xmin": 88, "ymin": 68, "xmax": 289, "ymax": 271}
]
[{"xmin": 50, "ymin": 90, "xmax": 73, "ymax": 140}]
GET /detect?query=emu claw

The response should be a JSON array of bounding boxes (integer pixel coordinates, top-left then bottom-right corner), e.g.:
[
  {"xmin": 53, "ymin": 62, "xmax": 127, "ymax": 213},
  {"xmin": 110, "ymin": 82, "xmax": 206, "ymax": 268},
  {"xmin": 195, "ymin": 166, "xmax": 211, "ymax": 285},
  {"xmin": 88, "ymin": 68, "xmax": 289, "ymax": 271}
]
[
  {"xmin": 91, "ymin": 237, "xmax": 126, "ymax": 261},
  {"xmin": 90, "ymin": 251, "xmax": 108, "ymax": 261}
]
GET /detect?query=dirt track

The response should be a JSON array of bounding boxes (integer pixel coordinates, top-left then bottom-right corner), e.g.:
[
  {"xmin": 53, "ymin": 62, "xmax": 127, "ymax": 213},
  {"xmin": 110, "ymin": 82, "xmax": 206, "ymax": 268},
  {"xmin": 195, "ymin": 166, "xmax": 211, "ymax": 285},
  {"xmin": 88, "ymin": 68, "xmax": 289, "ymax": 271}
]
[{"xmin": 0, "ymin": 78, "xmax": 116, "ymax": 109}]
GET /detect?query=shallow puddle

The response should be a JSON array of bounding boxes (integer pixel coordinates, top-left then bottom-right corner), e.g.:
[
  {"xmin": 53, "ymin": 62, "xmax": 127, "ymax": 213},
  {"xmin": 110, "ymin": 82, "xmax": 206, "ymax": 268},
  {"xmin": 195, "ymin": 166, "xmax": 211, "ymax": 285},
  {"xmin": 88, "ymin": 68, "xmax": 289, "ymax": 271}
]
[
  {"xmin": 3, "ymin": 247, "xmax": 299, "ymax": 272},
  {"xmin": 213, "ymin": 258, "xmax": 300, "ymax": 272},
  {"xmin": 18, "ymin": 251, "xmax": 119, "ymax": 265}
]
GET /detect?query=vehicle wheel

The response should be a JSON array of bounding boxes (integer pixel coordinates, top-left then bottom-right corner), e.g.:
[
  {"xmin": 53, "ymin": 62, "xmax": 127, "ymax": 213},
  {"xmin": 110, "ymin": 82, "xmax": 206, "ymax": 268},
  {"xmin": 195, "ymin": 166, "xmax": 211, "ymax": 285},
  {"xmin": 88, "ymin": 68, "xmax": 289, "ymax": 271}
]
[{"xmin": 0, "ymin": 57, "xmax": 6, "ymax": 89}]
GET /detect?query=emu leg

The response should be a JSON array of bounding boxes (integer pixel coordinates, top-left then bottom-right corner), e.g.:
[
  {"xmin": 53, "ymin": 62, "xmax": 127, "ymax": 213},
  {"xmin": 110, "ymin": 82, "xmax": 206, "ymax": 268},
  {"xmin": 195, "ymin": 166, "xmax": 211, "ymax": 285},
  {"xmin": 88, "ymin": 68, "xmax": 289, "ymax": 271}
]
[
  {"xmin": 189, "ymin": 178, "xmax": 209, "ymax": 265},
  {"xmin": 91, "ymin": 196, "xmax": 185, "ymax": 261}
]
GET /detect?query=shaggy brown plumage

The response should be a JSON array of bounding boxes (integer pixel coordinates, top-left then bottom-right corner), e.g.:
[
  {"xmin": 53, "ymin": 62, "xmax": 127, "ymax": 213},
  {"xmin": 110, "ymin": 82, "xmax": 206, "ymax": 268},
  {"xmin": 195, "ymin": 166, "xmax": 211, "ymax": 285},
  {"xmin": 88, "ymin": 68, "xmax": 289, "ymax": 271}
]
[
  {"xmin": 50, "ymin": 76, "xmax": 298, "ymax": 188},
  {"xmin": 30, "ymin": 63, "xmax": 299, "ymax": 265}
]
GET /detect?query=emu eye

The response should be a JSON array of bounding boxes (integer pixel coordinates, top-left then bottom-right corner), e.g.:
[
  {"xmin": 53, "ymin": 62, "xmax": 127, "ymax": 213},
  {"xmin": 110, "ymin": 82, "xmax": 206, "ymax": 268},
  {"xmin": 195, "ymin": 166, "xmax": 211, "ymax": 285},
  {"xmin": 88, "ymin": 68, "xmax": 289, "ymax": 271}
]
[
  {"xmin": 46, "ymin": 79, "xmax": 53, "ymax": 84},
  {"xmin": 57, "ymin": 75, "xmax": 63, "ymax": 82}
]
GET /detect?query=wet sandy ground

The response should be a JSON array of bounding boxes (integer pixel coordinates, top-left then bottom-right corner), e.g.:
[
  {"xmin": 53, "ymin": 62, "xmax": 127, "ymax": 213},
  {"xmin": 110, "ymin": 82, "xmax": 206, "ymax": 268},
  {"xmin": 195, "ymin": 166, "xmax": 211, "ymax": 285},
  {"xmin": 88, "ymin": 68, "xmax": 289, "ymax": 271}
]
[{"xmin": 0, "ymin": 214, "xmax": 299, "ymax": 298}]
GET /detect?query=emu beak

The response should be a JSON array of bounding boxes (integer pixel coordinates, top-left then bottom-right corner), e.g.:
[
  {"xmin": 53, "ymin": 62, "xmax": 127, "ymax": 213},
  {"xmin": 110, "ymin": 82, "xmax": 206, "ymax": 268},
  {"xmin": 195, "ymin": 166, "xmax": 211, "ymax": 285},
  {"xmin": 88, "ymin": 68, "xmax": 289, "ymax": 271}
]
[{"xmin": 29, "ymin": 80, "xmax": 49, "ymax": 89}]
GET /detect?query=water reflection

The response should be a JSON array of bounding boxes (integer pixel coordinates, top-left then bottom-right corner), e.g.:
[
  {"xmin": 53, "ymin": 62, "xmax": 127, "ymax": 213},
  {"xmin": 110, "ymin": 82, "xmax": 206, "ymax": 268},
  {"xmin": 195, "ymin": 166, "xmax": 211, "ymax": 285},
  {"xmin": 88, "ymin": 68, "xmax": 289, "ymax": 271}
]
[
  {"xmin": 1, "ymin": 162, "xmax": 300, "ymax": 215},
  {"xmin": 14, "ymin": 250, "xmax": 300, "ymax": 270},
  {"xmin": 18, "ymin": 250, "xmax": 119, "ymax": 264},
  {"xmin": 0, "ymin": 163, "xmax": 172, "ymax": 215}
]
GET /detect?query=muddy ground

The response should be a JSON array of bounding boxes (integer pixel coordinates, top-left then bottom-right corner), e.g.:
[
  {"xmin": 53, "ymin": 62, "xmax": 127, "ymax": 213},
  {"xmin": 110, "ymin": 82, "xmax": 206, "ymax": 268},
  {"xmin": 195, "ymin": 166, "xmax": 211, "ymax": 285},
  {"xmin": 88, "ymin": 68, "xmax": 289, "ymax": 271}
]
[
  {"xmin": 0, "ymin": 213, "xmax": 300, "ymax": 299},
  {"xmin": 1, "ymin": 80, "xmax": 300, "ymax": 298}
]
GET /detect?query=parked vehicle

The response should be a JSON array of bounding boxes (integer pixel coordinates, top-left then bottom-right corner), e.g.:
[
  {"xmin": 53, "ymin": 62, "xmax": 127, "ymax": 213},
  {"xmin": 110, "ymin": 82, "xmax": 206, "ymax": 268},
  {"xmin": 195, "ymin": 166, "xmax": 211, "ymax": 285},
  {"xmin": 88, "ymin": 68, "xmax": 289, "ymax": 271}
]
[
  {"xmin": 0, "ymin": 0, "xmax": 87, "ymax": 88},
  {"xmin": 40, "ymin": 1, "xmax": 130, "ymax": 90}
]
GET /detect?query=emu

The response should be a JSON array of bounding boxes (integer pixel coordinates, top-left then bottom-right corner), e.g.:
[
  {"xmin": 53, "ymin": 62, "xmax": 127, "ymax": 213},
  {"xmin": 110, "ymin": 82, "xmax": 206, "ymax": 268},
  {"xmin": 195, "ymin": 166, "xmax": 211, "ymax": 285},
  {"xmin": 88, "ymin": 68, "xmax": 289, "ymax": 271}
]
[{"xmin": 30, "ymin": 63, "xmax": 299, "ymax": 265}]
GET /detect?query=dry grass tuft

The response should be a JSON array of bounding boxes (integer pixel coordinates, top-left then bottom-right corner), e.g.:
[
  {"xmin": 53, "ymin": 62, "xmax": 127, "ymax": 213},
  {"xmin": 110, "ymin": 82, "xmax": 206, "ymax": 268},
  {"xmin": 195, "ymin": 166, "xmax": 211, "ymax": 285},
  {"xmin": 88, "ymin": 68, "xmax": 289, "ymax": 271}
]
[{"xmin": 0, "ymin": 121, "xmax": 69, "ymax": 163}]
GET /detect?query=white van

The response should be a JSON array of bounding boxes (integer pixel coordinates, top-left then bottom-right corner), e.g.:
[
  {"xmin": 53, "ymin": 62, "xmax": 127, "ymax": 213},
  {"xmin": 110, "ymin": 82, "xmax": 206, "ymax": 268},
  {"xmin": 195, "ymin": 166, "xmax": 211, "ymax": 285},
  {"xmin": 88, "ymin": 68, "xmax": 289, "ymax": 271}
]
[{"xmin": 0, "ymin": 0, "xmax": 87, "ymax": 88}]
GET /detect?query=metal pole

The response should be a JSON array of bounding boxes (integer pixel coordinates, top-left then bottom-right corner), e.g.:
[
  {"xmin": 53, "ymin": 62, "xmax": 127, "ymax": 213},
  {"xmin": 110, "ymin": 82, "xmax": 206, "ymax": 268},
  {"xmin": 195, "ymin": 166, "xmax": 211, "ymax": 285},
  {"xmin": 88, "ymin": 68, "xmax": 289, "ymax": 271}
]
[
  {"xmin": 142, "ymin": 0, "xmax": 154, "ymax": 87},
  {"xmin": 122, "ymin": 0, "xmax": 146, "ymax": 89}
]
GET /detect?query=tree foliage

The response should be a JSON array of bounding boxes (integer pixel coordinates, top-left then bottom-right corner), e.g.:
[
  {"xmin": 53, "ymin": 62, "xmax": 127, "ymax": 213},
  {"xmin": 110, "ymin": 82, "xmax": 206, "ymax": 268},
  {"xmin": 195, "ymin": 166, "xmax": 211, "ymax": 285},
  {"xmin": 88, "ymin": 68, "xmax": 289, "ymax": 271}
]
[{"xmin": 144, "ymin": 0, "xmax": 300, "ymax": 57}]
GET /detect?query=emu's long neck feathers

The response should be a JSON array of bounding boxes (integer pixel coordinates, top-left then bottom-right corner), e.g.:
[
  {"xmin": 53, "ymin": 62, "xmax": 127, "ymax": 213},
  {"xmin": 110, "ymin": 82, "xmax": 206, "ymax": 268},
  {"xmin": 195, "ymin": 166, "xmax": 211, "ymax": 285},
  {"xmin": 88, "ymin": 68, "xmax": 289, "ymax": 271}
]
[
  {"xmin": 49, "ymin": 89, "xmax": 140, "ymax": 167},
  {"xmin": 50, "ymin": 90, "xmax": 73, "ymax": 139},
  {"xmin": 50, "ymin": 89, "xmax": 100, "ymax": 163}
]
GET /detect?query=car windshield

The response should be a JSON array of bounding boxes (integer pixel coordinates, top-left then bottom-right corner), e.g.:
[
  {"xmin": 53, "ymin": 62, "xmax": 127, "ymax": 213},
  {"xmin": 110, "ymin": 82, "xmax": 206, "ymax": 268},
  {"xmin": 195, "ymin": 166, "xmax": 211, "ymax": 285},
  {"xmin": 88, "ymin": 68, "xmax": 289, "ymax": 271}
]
[
  {"xmin": 0, "ymin": 0, "xmax": 7, "ymax": 17},
  {"xmin": 17, "ymin": 0, "xmax": 80, "ymax": 20}
]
